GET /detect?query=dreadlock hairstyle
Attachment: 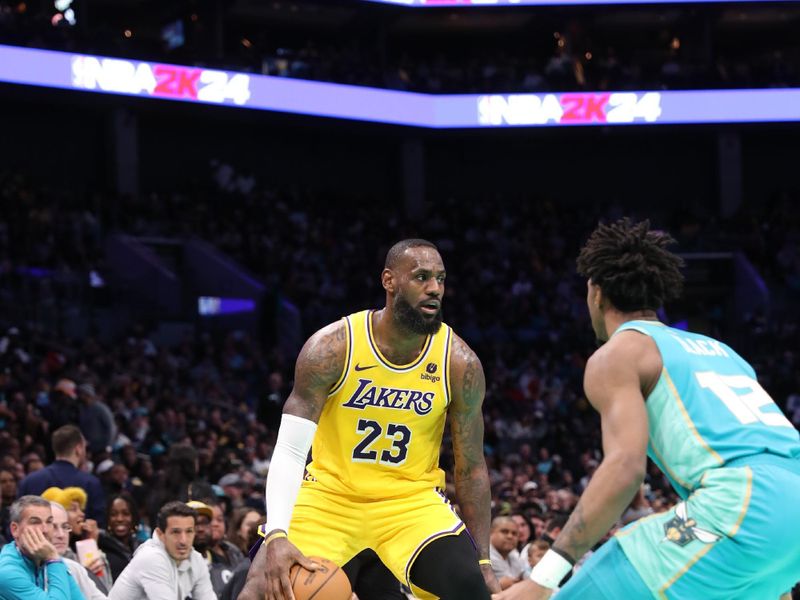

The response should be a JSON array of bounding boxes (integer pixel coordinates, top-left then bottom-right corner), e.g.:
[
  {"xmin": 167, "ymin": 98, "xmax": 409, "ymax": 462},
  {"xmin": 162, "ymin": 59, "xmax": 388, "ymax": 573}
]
[{"xmin": 576, "ymin": 218, "xmax": 685, "ymax": 312}]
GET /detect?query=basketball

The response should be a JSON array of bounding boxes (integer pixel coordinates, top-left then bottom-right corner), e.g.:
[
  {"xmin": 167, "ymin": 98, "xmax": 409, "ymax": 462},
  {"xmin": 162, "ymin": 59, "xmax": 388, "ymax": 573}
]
[{"xmin": 290, "ymin": 557, "xmax": 352, "ymax": 600}]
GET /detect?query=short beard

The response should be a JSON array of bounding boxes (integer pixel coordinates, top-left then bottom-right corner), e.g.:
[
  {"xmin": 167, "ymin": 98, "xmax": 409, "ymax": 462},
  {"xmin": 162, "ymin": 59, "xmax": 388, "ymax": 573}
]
[{"xmin": 393, "ymin": 295, "xmax": 443, "ymax": 335}]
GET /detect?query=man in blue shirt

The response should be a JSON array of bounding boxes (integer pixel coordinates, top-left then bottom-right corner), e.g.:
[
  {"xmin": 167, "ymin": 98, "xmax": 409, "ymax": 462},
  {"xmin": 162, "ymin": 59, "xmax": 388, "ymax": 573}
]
[
  {"xmin": 18, "ymin": 426, "xmax": 106, "ymax": 527},
  {"xmin": 0, "ymin": 495, "xmax": 84, "ymax": 599}
]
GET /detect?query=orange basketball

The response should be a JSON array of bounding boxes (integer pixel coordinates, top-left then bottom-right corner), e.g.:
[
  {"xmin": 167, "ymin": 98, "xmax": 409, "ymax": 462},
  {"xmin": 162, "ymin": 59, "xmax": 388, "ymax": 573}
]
[{"xmin": 289, "ymin": 557, "xmax": 352, "ymax": 600}]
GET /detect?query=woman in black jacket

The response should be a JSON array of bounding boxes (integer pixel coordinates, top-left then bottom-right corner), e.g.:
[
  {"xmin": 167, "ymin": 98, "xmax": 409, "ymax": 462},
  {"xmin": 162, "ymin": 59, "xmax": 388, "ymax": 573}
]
[{"xmin": 98, "ymin": 492, "xmax": 141, "ymax": 581}]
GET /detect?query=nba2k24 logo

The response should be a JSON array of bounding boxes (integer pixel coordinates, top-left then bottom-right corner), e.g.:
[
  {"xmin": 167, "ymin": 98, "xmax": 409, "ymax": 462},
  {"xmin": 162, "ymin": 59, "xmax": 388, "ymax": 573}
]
[
  {"xmin": 477, "ymin": 92, "xmax": 662, "ymax": 125},
  {"xmin": 71, "ymin": 56, "xmax": 251, "ymax": 105},
  {"xmin": 342, "ymin": 378, "xmax": 433, "ymax": 415},
  {"xmin": 662, "ymin": 503, "xmax": 721, "ymax": 547}
]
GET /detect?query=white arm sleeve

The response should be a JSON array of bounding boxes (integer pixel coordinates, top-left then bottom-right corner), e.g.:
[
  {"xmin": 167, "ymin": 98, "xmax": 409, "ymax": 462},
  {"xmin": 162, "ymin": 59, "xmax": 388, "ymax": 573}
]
[{"xmin": 264, "ymin": 413, "xmax": 318, "ymax": 534}]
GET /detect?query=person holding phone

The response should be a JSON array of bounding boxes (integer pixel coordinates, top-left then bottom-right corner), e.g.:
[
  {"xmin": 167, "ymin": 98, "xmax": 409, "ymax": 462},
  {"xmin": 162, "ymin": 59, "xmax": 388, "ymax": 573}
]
[
  {"xmin": 49, "ymin": 500, "xmax": 107, "ymax": 599},
  {"xmin": 42, "ymin": 486, "xmax": 114, "ymax": 591}
]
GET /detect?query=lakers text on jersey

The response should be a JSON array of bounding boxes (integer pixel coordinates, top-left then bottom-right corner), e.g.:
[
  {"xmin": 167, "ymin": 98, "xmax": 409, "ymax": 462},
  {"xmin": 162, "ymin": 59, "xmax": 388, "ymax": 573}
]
[{"xmin": 307, "ymin": 309, "xmax": 453, "ymax": 499}]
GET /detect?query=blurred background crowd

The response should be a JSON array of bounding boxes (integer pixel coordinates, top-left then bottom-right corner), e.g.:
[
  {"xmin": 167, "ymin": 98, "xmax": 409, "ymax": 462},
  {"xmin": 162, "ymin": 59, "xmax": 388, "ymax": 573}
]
[
  {"xmin": 0, "ymin": 166, "xmax": 798, "ymax": 596},
  {"xmin": 0, "ymin": 0, "xmax": 799, "ymax": 597}
]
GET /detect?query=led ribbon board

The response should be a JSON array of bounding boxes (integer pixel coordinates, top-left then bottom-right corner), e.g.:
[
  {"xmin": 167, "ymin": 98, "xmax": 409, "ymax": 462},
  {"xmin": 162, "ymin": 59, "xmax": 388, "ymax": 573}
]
[
  {"xmin": 362, "ymin": 0, "xmax": 782, "ymax": 5},
  {"xmin": 2, "ymin": 44, "xmax": 800, "ymax": 128}
]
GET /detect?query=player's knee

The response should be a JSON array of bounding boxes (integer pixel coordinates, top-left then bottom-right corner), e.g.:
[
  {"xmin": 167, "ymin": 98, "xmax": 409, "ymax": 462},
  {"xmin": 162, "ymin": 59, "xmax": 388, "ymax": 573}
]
[
  {"xmin": 446, "ymin": 566, "xmax": 489, "ymax": 600},
  {"xmin": 410, "ymin": 532, "xmax": 490, "ymax": 600},
  {"xmin": 412, "ymin": 568, "xmax": 487, "ymax": 600}
]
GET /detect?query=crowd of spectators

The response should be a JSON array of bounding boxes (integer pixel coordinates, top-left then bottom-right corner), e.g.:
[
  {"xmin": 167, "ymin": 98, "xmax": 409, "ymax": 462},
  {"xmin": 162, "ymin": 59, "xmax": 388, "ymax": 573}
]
[
  {"xmin": 255, "ymin": 39, "xmax": 800, "ymax": 94},
  {"xmin": 1, "ymin": 0, "xmax": 799, "ymax": 93},
  {"xmin": 0, "ymin": 163, "xmax": 798, "ymax": 596},
  {"xmin": 0, "ymin": 2, "xmax": 799, "ymax": 596}
]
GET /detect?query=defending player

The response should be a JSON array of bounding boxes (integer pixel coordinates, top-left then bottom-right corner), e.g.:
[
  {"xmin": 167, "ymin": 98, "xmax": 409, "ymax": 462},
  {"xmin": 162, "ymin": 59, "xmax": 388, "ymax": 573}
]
[
  {"xmin": 240, "ymin": 239, "xmax": 499, "ymax": 600},
  {"xmin": 496, "ymin": 219, "xmax": 800, "ymax": 600}
]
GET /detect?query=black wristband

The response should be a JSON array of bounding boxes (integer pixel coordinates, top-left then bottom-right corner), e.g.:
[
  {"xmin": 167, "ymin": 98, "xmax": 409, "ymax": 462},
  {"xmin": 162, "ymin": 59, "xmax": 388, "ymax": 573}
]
[{"xmin": 551, "ymin": 546, "xmax": 576, "ymax": 566}]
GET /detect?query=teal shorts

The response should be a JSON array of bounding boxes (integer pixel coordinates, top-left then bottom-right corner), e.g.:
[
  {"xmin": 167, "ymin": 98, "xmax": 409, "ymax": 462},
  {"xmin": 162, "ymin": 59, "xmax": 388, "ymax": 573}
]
[
  {"xmin": 556, "ymin": 538, "xmax": 651, "ymax": 599},
  {"xmin": 612, "ymin": 455, "xmax": 800, "ymax": 599}
]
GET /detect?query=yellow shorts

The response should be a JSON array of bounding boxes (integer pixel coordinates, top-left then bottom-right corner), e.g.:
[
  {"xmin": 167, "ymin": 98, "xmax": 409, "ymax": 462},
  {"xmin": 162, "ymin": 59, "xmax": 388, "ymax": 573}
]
[{"xmin": 288, "ymin": 480, "xmax": 465, "ymax": 596}]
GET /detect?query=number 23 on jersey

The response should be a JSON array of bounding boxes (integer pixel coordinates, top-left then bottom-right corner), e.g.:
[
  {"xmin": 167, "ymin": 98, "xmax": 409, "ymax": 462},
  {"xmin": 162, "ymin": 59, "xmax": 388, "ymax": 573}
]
[{"xmin": 352, "ymin": 419, "xmax": 412, "ymax": 466}]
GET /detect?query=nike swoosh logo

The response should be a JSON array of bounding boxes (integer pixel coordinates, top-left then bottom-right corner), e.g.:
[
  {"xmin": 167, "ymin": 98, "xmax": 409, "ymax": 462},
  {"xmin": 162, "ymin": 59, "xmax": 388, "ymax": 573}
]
[{"xmin": 354, "ymin": 363, "xmax": 377, "ymax": 371}]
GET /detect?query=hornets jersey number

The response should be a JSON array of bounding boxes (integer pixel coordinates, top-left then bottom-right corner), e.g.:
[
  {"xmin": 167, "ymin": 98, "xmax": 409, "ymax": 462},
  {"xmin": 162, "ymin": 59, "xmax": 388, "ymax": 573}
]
[
  {"xmin": 613, "ymin": 320, "xmax": 800, "ymax": 495},
  {"xmin": 695, "ymin": 371, "xmax": 794, "ymax": 428}
]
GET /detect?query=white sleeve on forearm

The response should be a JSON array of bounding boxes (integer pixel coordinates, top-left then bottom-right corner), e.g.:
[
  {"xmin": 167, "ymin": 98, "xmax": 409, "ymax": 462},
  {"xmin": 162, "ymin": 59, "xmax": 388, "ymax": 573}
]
[{"xmin": 264, "ymin": 413, "xmax": 317, "ymax": 534}]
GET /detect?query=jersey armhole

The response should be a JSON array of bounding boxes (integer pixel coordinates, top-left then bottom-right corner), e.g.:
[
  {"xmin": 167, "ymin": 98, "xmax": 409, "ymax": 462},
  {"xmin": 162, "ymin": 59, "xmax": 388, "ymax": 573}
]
[
  {"xmin": 328, "ymin": 316, "xmax": 352, "ymax": 396},
  {"xmin": 443, "ymin": 326, "xmax": 453, "ymax": 408},
  {"xmin": 616, "ymin": 325, "xmax": 663, "ymax": 398}
]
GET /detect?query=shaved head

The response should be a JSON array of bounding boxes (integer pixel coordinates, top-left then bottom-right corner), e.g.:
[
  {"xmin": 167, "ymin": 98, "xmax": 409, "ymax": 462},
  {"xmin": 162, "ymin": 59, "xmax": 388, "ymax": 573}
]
[
  {"xmin": 491, "ymin": 516, "xmax": 516, "ymax": 531},
  {"xmin": 384, "ymin": 239, "xmax": 438, "ymax": 270}
]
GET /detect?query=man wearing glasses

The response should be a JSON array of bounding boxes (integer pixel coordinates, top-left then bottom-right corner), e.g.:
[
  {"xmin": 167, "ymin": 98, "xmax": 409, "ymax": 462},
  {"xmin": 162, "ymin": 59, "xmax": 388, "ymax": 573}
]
[
  {"xmin": 50, "ymin": 501, "xmax": 107, "ymax": 599},
  {"xmin": 0, "ymin": 495, "xmax": 84, "ymax": 599}
]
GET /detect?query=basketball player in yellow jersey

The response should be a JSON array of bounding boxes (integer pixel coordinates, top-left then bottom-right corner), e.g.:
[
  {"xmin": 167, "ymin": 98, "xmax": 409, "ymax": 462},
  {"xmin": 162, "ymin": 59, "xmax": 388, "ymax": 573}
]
[{"xmin": 239, "ymin": 239, "xmax": 500, "ymax": 600}]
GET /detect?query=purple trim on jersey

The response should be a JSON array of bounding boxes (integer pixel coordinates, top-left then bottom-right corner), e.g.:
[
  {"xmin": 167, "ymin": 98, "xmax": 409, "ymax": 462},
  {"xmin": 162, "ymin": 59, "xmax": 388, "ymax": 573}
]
[
  {"xmin": 443, "ymin": 326, "xmax": 452, "ymax": 407},
  {"xmin": 366, "ymin": 310, "xmax": 433, "ymax": 372}
]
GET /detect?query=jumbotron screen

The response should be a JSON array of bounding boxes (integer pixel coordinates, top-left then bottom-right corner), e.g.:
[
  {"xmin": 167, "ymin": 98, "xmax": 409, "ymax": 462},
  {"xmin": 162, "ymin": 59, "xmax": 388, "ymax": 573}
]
[{"xmin": 2, "ymin": 45, "xmax": 800, "ymax": 129}]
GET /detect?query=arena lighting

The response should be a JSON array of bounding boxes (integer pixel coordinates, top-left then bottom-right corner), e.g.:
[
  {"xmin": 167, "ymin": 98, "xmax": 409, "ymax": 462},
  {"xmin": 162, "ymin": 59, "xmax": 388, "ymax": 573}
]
[
  {"xmin": 198, "ymin": 297, "xmax": 256, "ymax": 316},
  {"xmin": 2, "ymin": 44, "xmax": 800, "ymax": 128},
  {"xmin": 362, "ymin": 0, "xmax": 785, "ymax": 5},
  {"xmin": 53, "ymin": 0, "xmax": 76, "ymax": 25}
]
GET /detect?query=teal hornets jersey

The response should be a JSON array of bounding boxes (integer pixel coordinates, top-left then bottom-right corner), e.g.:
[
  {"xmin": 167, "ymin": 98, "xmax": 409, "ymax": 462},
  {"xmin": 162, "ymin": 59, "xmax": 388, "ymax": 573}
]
[{"xmin": 615, "ymin": 320, "xmax": 800, "ymax": 498}]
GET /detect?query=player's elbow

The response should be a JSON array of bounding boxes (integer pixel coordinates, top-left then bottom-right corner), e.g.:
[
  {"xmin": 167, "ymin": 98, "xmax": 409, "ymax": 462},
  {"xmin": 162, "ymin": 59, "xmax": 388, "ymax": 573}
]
[
  {"xmin": 605, "ymin": 450, "xmax": 646, "ymax": 487},
  {"xmin": 454, "ymin": 460, "xmax": 489, "ymax": 484}
]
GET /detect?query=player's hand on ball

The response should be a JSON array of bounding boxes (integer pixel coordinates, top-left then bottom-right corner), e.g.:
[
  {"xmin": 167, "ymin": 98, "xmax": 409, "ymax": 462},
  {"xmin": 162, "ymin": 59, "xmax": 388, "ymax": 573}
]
[
  {"xmin": 480, "ymin": 563, "xmax": 502, "ymax": 593},
  {"xmin": 491, "ymin": 579, "xmax": 552, "ymax": 600},
  {"xmin": 264, "ymin": 536, "xmax": 319, "ymax": 600}
]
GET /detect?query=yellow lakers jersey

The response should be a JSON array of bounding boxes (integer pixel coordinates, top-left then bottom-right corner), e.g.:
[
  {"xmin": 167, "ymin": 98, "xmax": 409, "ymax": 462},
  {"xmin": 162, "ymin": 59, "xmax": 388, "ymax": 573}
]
[{"xmin": 306, "ymin": 309, "xmax": 453, "ymax": 499}]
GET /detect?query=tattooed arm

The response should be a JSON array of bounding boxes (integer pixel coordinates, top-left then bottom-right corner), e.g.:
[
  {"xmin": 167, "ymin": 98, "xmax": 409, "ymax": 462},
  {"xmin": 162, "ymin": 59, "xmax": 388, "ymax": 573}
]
[
  {"xmin": 240, "ymin": 320, "xmax": 347, "ymax": 600},
  {"xmin": 282, "ymin": 319, "xmax": 347, "ymax": 421},
  {"xmin": 493, "ymin": 332, "xmax": 652, "ymax": 600},
  {"xmin": 449, "ymin": 335, "xmax": 501, "ymax": 594}
]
